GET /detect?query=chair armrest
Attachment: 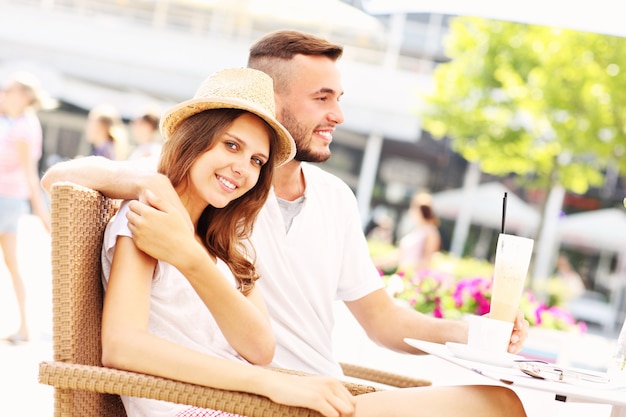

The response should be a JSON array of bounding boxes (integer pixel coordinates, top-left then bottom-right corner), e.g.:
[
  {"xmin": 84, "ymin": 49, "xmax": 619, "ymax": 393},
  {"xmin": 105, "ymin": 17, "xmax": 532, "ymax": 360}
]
[
  {"xmin": 266, "ymin": 365, "xmax": 378, "ymax": 395},
  {"xmin": 340, "ymin": 362, "xmax": 431, "ymax": 388},
  {"xmin": 39, "ymin": 361, "xmax": 321, "ymax": 417}
]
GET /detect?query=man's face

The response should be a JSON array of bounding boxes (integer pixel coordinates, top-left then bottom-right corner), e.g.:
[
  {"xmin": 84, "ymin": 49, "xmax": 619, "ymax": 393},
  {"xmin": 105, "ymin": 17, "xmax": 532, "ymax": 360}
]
[{"xmin": 275, "ymin": 54, "xmax": 344, "ymax": 163}]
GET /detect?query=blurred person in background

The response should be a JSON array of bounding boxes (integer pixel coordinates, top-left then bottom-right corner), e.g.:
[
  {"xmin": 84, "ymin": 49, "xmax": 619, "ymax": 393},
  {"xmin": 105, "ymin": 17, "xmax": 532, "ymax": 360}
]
[
  {"xmin": 555, "ymin": 254, "xmax": 586, "ymax": 303},
  {"xmin": 365, "ymin": 210, "xmax": 395, "ymax": 245},
  {"xmin": 397, "ymin": 192, "xmax": 441, "ymax": 273},
  {"xmin": 128, "ymin": 105, "xmax": 163, "ymax": 160},
  {"xmin": 85, "ymin": 103, "xmax": 127, "ymax": 160},
  {"xmin": 373, "ymin": 192, "xmax": 441, "ymax": 275},
  {"xmin": 0, "ymin": 71, "xmax": 53, "ymax": 344}
]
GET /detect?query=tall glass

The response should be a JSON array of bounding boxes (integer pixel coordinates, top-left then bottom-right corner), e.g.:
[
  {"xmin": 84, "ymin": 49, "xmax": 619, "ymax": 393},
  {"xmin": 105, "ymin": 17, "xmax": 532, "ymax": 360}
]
[{"xmin": 489, "ymin": 233, "xmax": 534, "ymax": 323}]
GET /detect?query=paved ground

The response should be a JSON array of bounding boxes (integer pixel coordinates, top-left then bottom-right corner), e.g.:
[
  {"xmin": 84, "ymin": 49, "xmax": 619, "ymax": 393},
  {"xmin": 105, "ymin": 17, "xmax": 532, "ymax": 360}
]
[
  {"xmin": 0, "ymin": 215, "xmax": 54, "ymax": 414},
  {"xmin": 0, "ymin": 215, "xmax": 619, "ymax": 416}
]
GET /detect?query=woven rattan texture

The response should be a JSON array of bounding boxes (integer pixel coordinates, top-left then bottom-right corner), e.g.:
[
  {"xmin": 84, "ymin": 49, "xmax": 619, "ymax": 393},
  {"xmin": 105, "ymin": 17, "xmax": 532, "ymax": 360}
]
[
  {"xmin": 47, "ymin": 183, "xmax": 124, "ymax": 416},
  {"xmin": 340, "ymin": 363, "xmax": 430, "ymax": 388}
]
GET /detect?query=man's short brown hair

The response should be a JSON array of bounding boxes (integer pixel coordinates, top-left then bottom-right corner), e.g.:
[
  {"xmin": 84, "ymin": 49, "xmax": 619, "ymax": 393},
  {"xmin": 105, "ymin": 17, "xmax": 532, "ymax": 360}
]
[{"xmin": 247, "ymin": 30, "xmax": 343, "ymax": 93}]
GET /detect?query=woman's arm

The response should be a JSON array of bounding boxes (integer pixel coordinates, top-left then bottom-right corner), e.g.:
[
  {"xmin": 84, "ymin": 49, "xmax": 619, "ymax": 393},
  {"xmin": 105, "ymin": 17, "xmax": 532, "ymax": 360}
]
[
  {"xmin": 16, "ymin": 139, "xmax": 50, "ymax": 233},
  {"xmin": 157, "ymin": 229, "xmax": 276, "ymax": 365},
  {"xmin": 107, "ymin": 206, "xmax": 275, "ymax": 363},
  {"xmin": 125, "ymin": 190, "xmax": 276, "ymax": 360},
  {"xmin": 102, "ymin": 236, "xmax": 355, "ymax": 417},
  {"xmin": 101, "ymin": 233, "xmax": 274, "ymax": 373},
  {"xmin": 115, "ymin": 189, "xmax": 276, "ymax": 360}
]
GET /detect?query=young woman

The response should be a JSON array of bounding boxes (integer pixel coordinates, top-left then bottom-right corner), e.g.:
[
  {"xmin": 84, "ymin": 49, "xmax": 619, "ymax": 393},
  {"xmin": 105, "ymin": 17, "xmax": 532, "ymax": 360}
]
[
  {"xmin": 100, "ymin": 68, "xmax": 355, "ymax": 417},
  {"xmin": 0, "ymin": 71, "xmax": 52, "ymax": 344},
  {"xmin": 373, "ymin": 192, "xmax": 441, "ymax": 275},
  {"xmin": 396, "ymin": 192, "xmax": 441, "ymax": 274}
]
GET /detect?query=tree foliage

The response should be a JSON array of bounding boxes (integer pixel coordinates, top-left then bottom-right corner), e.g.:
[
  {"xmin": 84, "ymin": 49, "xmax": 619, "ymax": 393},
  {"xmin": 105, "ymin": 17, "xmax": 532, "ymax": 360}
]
[{"xmin": 421, "ymin": 17, "xmax": 626, "ymax": 195}]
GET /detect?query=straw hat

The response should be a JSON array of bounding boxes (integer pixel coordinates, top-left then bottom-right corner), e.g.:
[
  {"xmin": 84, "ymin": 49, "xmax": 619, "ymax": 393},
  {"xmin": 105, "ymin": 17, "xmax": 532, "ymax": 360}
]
[{"xmin": 160, "ymin": 68, "xmax": 295, "ymax": 167}]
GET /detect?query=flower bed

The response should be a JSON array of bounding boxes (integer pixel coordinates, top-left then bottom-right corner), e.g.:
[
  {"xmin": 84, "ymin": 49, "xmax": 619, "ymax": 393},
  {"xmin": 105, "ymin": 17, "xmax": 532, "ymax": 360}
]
[{"xmin": 381, "ymin": 253, "xmax": 586, "ymax": 333}]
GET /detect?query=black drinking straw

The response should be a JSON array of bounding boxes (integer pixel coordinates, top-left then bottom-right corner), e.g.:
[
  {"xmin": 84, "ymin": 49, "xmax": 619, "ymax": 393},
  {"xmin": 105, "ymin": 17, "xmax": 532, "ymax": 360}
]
[{"xmin": 501, "ymin": 192, "xmax": 508, "ymax": 234}]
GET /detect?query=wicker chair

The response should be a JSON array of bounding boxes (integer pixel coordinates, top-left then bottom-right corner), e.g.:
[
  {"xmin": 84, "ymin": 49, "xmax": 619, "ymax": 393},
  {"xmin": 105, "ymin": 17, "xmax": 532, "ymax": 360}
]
[{"xmin": 38, "ymin": 182, "xmax": 430, "ymax": 417}]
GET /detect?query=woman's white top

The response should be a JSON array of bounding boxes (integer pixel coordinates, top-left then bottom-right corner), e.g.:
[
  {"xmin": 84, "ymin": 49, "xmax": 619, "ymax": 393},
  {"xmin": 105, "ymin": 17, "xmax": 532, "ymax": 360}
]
[{"xmin": 101, "ymin": 201, "xmax": 244, "ymax": 417}]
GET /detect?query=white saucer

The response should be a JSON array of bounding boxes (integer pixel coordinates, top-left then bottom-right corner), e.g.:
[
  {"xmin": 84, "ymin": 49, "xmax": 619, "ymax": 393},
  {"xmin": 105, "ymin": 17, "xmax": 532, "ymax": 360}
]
[{"xmin": 445, "ymin": 342, "xmax": 523, "ymax": 367}]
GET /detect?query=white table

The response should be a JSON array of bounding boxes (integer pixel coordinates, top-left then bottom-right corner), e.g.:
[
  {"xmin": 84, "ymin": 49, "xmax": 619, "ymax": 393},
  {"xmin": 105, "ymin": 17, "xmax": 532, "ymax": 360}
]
[{"xmin": 405, "ymin": 338, "xmax": 626, "ymax": 417}]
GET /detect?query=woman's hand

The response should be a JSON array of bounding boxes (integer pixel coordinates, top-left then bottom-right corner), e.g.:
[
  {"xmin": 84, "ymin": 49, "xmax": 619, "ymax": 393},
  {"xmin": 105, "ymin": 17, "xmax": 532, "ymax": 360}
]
[
  {"xmin": 126, "ymin": 190, "xmax": 196, "ymax": 266},
  {"xmin": 508, "ymin": 310, "xmax": 529, "ymax": 354},
  {"xmin": 136, "ymin": 173, "xmax": 193, "ymax": 231},
  {"xmin": 265, "ymin": 374, "xmax": 356, "ymax": 417}
]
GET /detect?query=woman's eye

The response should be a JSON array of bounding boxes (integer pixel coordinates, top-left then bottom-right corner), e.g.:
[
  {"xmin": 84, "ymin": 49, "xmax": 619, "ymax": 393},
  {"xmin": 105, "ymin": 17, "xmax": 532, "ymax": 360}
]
[
  {"xmin": 252, "ymin": 157, "xmax": 265, "ymax": 167},
  {"xmin": 225, "ymin": 141, "xmax": 238, "ymax": 150}
]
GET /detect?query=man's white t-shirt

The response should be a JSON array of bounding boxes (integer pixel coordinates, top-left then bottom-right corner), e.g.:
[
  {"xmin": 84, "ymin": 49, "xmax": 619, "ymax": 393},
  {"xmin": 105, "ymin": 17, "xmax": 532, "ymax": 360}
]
[{"xmin": 251, "ymin": 163, "xmax": 383, "ymax": 377}]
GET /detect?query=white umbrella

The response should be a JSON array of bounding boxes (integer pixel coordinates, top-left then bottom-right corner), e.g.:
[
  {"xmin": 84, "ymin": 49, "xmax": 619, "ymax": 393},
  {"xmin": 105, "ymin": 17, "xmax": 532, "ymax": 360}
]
[
  {"xmin": 558, "ymin": 208, "xmax": 626, "ymax": 301},
  {"xmin": 431, "ymin": 182, "xmax": 539, "ymax": 235},
  {"xmin": 558, "ymin": 208, "xmax": 626, "ymax": 253}
]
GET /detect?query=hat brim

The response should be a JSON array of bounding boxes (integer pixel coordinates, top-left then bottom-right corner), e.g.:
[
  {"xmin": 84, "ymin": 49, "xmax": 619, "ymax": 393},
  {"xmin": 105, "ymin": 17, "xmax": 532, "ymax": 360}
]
[{"xmin": 160, "ymin": 96, "xmax": 295, "ymax": 167}]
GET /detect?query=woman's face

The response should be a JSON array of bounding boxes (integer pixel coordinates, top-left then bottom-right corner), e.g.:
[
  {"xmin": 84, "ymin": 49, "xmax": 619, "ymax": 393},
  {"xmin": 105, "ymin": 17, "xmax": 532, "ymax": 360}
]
[
  {"xmin": 185, "ymin": 112, "xmax": 271, "ymax": 215},
  {"xmin": 0, "ymin": 82, "xmax": 30, "ymax": 115},
  {"xmin": 85, "ymin": 116, "xmax": 109, "ymax": 144},
  {"xmin": 131, "ymin": 117, "xmax": 157, "ymax": 144}
]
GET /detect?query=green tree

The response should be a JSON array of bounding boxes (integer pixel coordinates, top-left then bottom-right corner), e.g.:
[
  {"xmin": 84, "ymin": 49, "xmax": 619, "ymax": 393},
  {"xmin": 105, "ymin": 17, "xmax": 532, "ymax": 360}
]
[{"xmin": 422, "ymin": 17, "xmax": 626, "ymax": 198}]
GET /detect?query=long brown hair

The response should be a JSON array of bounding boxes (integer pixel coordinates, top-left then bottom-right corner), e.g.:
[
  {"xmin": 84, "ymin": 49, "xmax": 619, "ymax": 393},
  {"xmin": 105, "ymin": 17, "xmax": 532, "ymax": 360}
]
[
  {"xmin": 248, "ymin": 30, "xmax": 343, "ymax": 94},
  {"xmin": 411, "ymin": 192, "xmax": 440, "ymax": 226},
  {"xmin": 157, "ymin": 108, "xmax": 279, "ymax": 294}
]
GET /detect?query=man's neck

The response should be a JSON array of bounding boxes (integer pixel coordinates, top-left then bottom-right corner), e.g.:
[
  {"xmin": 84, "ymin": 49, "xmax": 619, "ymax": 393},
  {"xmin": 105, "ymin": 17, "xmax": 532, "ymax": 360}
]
[{"xmin": 273, "ymin": 160, "xmax": 305, "ymax": 201}]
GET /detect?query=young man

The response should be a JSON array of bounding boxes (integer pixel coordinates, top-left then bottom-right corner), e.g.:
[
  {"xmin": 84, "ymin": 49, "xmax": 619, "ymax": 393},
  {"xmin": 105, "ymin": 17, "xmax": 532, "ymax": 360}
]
[{"xmin": 42, "ymin": 30, "xmax": 528, "ymax": 416}]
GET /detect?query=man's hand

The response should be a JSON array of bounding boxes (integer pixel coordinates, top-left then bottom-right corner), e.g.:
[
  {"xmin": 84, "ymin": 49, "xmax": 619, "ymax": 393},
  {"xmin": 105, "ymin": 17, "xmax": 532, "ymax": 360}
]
[{"xmin": 508, "ymin": 310, "xmax": 529, "ymax": 354}]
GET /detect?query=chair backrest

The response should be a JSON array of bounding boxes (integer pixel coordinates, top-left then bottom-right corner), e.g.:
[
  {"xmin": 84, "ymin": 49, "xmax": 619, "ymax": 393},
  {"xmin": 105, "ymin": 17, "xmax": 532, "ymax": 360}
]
[{"xmin": 50, "ymin": 182, "xmax": 125, "ymax": 416}]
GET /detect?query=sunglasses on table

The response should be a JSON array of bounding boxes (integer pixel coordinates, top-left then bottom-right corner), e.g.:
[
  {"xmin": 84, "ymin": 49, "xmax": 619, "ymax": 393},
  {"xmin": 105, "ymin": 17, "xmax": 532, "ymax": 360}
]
[{"xmin": 515, "ymin": 361, "xmax": 610, "ymax": 384}]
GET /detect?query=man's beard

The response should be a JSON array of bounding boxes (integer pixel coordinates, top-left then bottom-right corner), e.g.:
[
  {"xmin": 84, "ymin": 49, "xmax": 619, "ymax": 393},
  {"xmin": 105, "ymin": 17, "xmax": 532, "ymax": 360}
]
[{"xmin": 280, "ymin": 109, "xmax": 331, "ymax": 163}]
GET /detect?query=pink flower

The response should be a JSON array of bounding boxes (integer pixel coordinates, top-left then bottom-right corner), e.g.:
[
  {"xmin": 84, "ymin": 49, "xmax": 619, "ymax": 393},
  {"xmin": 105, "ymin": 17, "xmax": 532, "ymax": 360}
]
[{"xmin": 380, "ymin": 258, "xmax": 585, "ymax": 333}]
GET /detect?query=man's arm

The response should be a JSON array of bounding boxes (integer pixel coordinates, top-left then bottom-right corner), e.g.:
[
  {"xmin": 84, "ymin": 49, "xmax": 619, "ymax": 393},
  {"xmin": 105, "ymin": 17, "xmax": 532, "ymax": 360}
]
[
  {"xmin": 345, "ymin": 288, "xmax": 529, "ymax": 354},
  {"xmin": 345, "ymin": 288, "xmax": 467, "ymax": 355},
  {"xmin": 42, "ymin": 156, "xmax": 155, "ymax": 199},
  {"xmin": 42, "ymin": 156, "xmax": 188, "ymax": 215}
]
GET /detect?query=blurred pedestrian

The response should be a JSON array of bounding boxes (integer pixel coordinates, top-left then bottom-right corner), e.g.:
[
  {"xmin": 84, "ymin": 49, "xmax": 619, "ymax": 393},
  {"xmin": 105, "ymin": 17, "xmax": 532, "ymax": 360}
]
[
  {"xmin": 365, "ymin": 211, "xmax": 395, "ymax": 245},
  {"xmin": 398, "ymin": 192, "xmax": 441, "ymax": 272},
  {"xmin": 0, "ymin": 71, "xmax": 53, "ymax": 343},
  {"xmin": 556, "ymin": 254, "xmax": 586, "ymax": 302},
  {"xmin": 85, "ymin": 103, "xmax": 126, "ymax": 160},
  {"xmin": 373, "ymin": 192, "xmax": 441, "ymax": 275},
  {"xmin": 128, "ymin": 106, "xmax": 163, "ymax": 160}
]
